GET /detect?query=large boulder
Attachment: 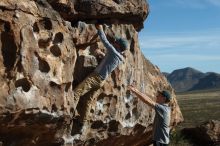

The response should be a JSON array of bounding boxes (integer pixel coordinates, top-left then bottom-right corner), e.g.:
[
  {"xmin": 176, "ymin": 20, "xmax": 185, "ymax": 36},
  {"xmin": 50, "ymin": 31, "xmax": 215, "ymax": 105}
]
[
  {"xmin": 0, "ymin": 0, "xmax": 183, "ymax": 145},
  {"xmin": 47, "ymin": 0, "xmax": 149, "ymax": 31},
  {"xmin": 182, "ymin": 120, "xmax": 220, "ymax": 146}
]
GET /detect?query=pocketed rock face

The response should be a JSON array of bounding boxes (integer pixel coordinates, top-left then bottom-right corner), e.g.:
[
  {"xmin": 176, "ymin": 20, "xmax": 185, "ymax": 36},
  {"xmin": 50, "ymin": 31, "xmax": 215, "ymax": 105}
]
[
  {"xmin": 0, "ymin": 0, "xmax": 183, "ymax": 146},
  {"xmin": 48, "ymin": 0, "xmax": 149, "ymax": 31}
]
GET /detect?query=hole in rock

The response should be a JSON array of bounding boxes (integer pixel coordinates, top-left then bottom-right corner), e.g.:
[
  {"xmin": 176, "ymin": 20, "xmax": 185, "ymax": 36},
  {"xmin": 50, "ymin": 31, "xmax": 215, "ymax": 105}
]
[
  {"xmin": 117, "ymin": 86, "xmax": 121, "ymax": 90},
  {"xmin": 126, "ymin": 29, "xmax": 132, "ymax": 40},
  {"xmin": 35, "ymin": 0, "xmax": 48, "ymax": 7},
  {"xmin": 97, "ymin": 94, "xmax": 105, "ymax": 101},
  {"xmin": 38, "ymin": 58, "xmax": 50, "ymax": 73},
  {"xmin": 125, "ymin": 112, "xmax": 131, "ymax": 120},
  {"xmin": 108, "ymin": 120, "xmax": 119, "ymax": 132},
  {"xmin": 113, "ymin": 0, "xmax": 124, "ymax": 4},
  {"xmin": 39, "ymin": 17, "xmax": 53, "ymax": 30},
  {"xmin": 35, "ymin": 52, "xmax": 50, "ymax": 73},
  {"xmin": 38, "ymin": 38, "xmax": 51, "ymax": 48},
  {"xmin": 71, "ymin": 21, "xmax": 78, "ymax": 28},
  {"xmin": 61, "ymin": 105, "xmax": 65, "ymax": 111},
  {"xmin": 87, "ymin": 138, "xmax": 95, "ymax": 145},
  {"xmin": 15, "ymin": 78, "xmax": 31, "ymax": 92},
  {"xmin": 97, "ymin": 110, "xmax": 101, "ymax": 115},
  {"xmin": 53, "ymin": 70, "xmax": 57, "ymax": 76},
  {"xmin": 125, "ymin": 103, "xmax": 130, "ymax": 108},
  {"xmin": 111, "ymin": 72, "xmax": 117, "ymax": 88},
  {"xmin": 132, "ymin": 107, "xmax": 139, "ymax": 119},
  {"xmin": 70, "ymin": 107, "xmax": 76, "ymax": 115},
  {"xmin": 133, "ymin": 98, "xmax": 138, "ymax": 105},
  {"xmin": 65, "ymin": 82, "xmax": 71, "ymax": 92},
  {"xmin": 1, "ymin": 21, "xmax": 17, "ymax": 71},
  {"xmin": 130, "ymin": 39, "xmax": 135, "ymax": 54},
  {"xmin": 43, "ymin": 106, "xmax": 49, "ymax": 111},
  {"xmin": 71, "ymin": 118, "xmax": 83, "ymax": 136},
  {"xmin": 2, "ymin": 21, "xmax": 11, "ymax": 32},
  {"xmin": 33, "ymin": 22, "xmax": 39, "ymax": 33},
  {"xmin": 106, "ymin": 103, "xmax": 110, "ymax": 107},
  {"xmin": 49, "ymin": 81, "xmax": 61, "ymax": 89},
  {"xmin": 52, "ymin": 104, "xmax": 58, "ymax": 112},
  {"xmin": 91, "ymin": 120, "xmax": 105, "ymax": 129},
  {"xmin": 50, "ymin": 45, "xmax": 61, "ymax": 57},
  {"xmin": 16, "ymin": 58, "xmax": 23, "ymax": 73},
  {"xmin": 53, "ymin": 32, "xmax": 64, "ymax": 44},
  {"xmin": 90, "ymin": 109, "xmax": 94, "ymax": 113}
]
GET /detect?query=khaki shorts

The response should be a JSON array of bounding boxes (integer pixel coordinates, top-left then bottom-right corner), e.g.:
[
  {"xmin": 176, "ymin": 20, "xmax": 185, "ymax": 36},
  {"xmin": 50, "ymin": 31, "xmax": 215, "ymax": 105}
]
[{"xmin": 73, "ymin": 72, "xmax": 104, "ymax": 106}]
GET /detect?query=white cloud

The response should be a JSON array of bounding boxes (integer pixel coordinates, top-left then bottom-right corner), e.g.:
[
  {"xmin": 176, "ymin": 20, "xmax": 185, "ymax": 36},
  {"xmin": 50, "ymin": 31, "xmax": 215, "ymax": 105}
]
[
  {"xmin": 174, "ymin": 0, "xmax": 207, "ymax": 9},
  {"xmin": 150, "ymin": 54, "xmax": 220, "ymax": 61},
  {"xmin": 139, "ymin": 30, "xmax": 220, "ymax": 73},
  {"xmin": 158, "ymin": 0, "xmax": 220, "ymax": 8},
  {"xmin": 147, "ymin": 53, "xmax": 220, "ymax": 73},
  {"xmin": 139, "ymin": 31, "xmax": 220, "ymax": 50},
  {"xmin": 206, "ymin": 0, "xmax": 220, "ymax": 6}
]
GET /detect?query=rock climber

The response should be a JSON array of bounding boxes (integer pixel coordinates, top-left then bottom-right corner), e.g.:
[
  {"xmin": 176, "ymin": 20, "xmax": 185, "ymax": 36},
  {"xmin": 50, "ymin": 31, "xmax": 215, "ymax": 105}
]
[
  {"xmin": 72, "ymin": 24, "xmax": 128, "ymax": 134},
  {"xmin": 128, "ymin": 85, "xmax": 172, "ymax": 146}
]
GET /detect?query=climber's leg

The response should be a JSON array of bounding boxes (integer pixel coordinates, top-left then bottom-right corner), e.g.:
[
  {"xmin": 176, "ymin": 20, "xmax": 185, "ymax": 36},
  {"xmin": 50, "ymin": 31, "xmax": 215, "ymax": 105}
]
[
  {"xmin": 81, "ymin": 85, "xmax": 103, "ymax": 124},
  {"xmin": 79, "ymin": 78, "xmax": 104, "ymax": 139},
  {"xmin": 79, "ymin": 73, "xmax": 104, "ymax": 121},
  {"xmin": 73, "ymin": 72, "xmax": 104, "ymax": 113},
  {"xmin": 71, "ymin": 73, "xmax": 104, "ymax": 136}
]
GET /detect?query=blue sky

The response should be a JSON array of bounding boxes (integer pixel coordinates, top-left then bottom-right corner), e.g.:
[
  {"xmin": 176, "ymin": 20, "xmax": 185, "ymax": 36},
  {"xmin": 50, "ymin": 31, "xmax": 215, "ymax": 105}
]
[{"xmin": 139, "ymin": 0, "xmax": 220, "ymax": 73}]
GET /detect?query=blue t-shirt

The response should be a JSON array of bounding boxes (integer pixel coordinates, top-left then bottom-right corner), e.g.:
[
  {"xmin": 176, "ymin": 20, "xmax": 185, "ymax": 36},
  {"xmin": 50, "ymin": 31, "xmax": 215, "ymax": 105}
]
[
  {"xmin": 153, "ymin": 103, "xmax": 171, "ymax": 144},
  {"xmin": 94, "ymin": 29, "xmax": 123, "ymax": 80}
]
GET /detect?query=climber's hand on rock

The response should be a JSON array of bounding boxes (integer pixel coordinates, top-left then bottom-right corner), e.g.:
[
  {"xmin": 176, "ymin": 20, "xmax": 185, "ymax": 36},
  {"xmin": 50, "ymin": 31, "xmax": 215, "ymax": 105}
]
[
  {"xmin": 132, "ymin": 81, "xmax": 137, "ymax": 86},
  {"xmin": 95, "ymin": 49, "xmax": 105, "ymax": 58},
  {"xmin": 95, "ymin": 24, "xmax": 103, "ymax": 30},
  {"xmin": 128, "ymin": 85, "xmax": 136, "ymax": 92}
]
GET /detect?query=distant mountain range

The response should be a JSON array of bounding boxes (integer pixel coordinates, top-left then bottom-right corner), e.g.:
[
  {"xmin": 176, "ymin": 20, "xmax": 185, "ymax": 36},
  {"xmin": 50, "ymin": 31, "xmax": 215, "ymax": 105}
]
[{"xmin": 163, "ymin": 67, "xmax": 220, "ymax": 92}]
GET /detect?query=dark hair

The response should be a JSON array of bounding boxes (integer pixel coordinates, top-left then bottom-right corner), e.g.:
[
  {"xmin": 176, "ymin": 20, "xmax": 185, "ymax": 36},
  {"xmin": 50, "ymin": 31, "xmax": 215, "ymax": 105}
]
[
  {"xmin": 158, "ymin": 90, "xmax": 172, "ymax": 102},
  {"xmin": 114, "ymin": 37, "xmax": 128, "ymax": 52}
]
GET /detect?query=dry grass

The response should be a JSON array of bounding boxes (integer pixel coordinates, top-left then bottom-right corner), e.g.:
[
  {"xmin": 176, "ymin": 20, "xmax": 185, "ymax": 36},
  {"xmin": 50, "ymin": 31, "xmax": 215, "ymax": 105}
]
[
  {"xmin": 176, "ymin": 88, "xmax": 220, "ymax": 128},
  {"xmin": 169, "ymin": 88, "xmax": 220, "ymax": 146}
]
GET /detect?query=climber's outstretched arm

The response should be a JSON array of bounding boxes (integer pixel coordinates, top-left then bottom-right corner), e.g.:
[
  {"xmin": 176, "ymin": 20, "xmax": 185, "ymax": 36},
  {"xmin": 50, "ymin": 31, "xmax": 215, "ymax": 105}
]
[
  {"xmin": 95, "ymin": 24, "xmax": 118, "ymax": 54},
  {"xmin": 128, "ymin": 85, "xmax": 156, "ymax": 108}
]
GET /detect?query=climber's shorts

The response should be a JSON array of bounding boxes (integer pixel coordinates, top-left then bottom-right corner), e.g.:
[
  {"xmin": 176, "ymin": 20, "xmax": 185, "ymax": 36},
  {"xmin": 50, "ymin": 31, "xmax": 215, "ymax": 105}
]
[{"xmin": 73, "ymin": 72, "xmax": 104, "ymax": 102}]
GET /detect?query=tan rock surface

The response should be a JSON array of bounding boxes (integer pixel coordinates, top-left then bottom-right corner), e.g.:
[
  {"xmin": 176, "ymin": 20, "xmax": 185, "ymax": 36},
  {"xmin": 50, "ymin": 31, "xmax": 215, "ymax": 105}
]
[
  {"xmin": 182, "ymin": 120, "xmax": 220, "ymax": 146},
  {"xmin": 0, "ymin": 0, "xmax": 183, "ymax": 145}
]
